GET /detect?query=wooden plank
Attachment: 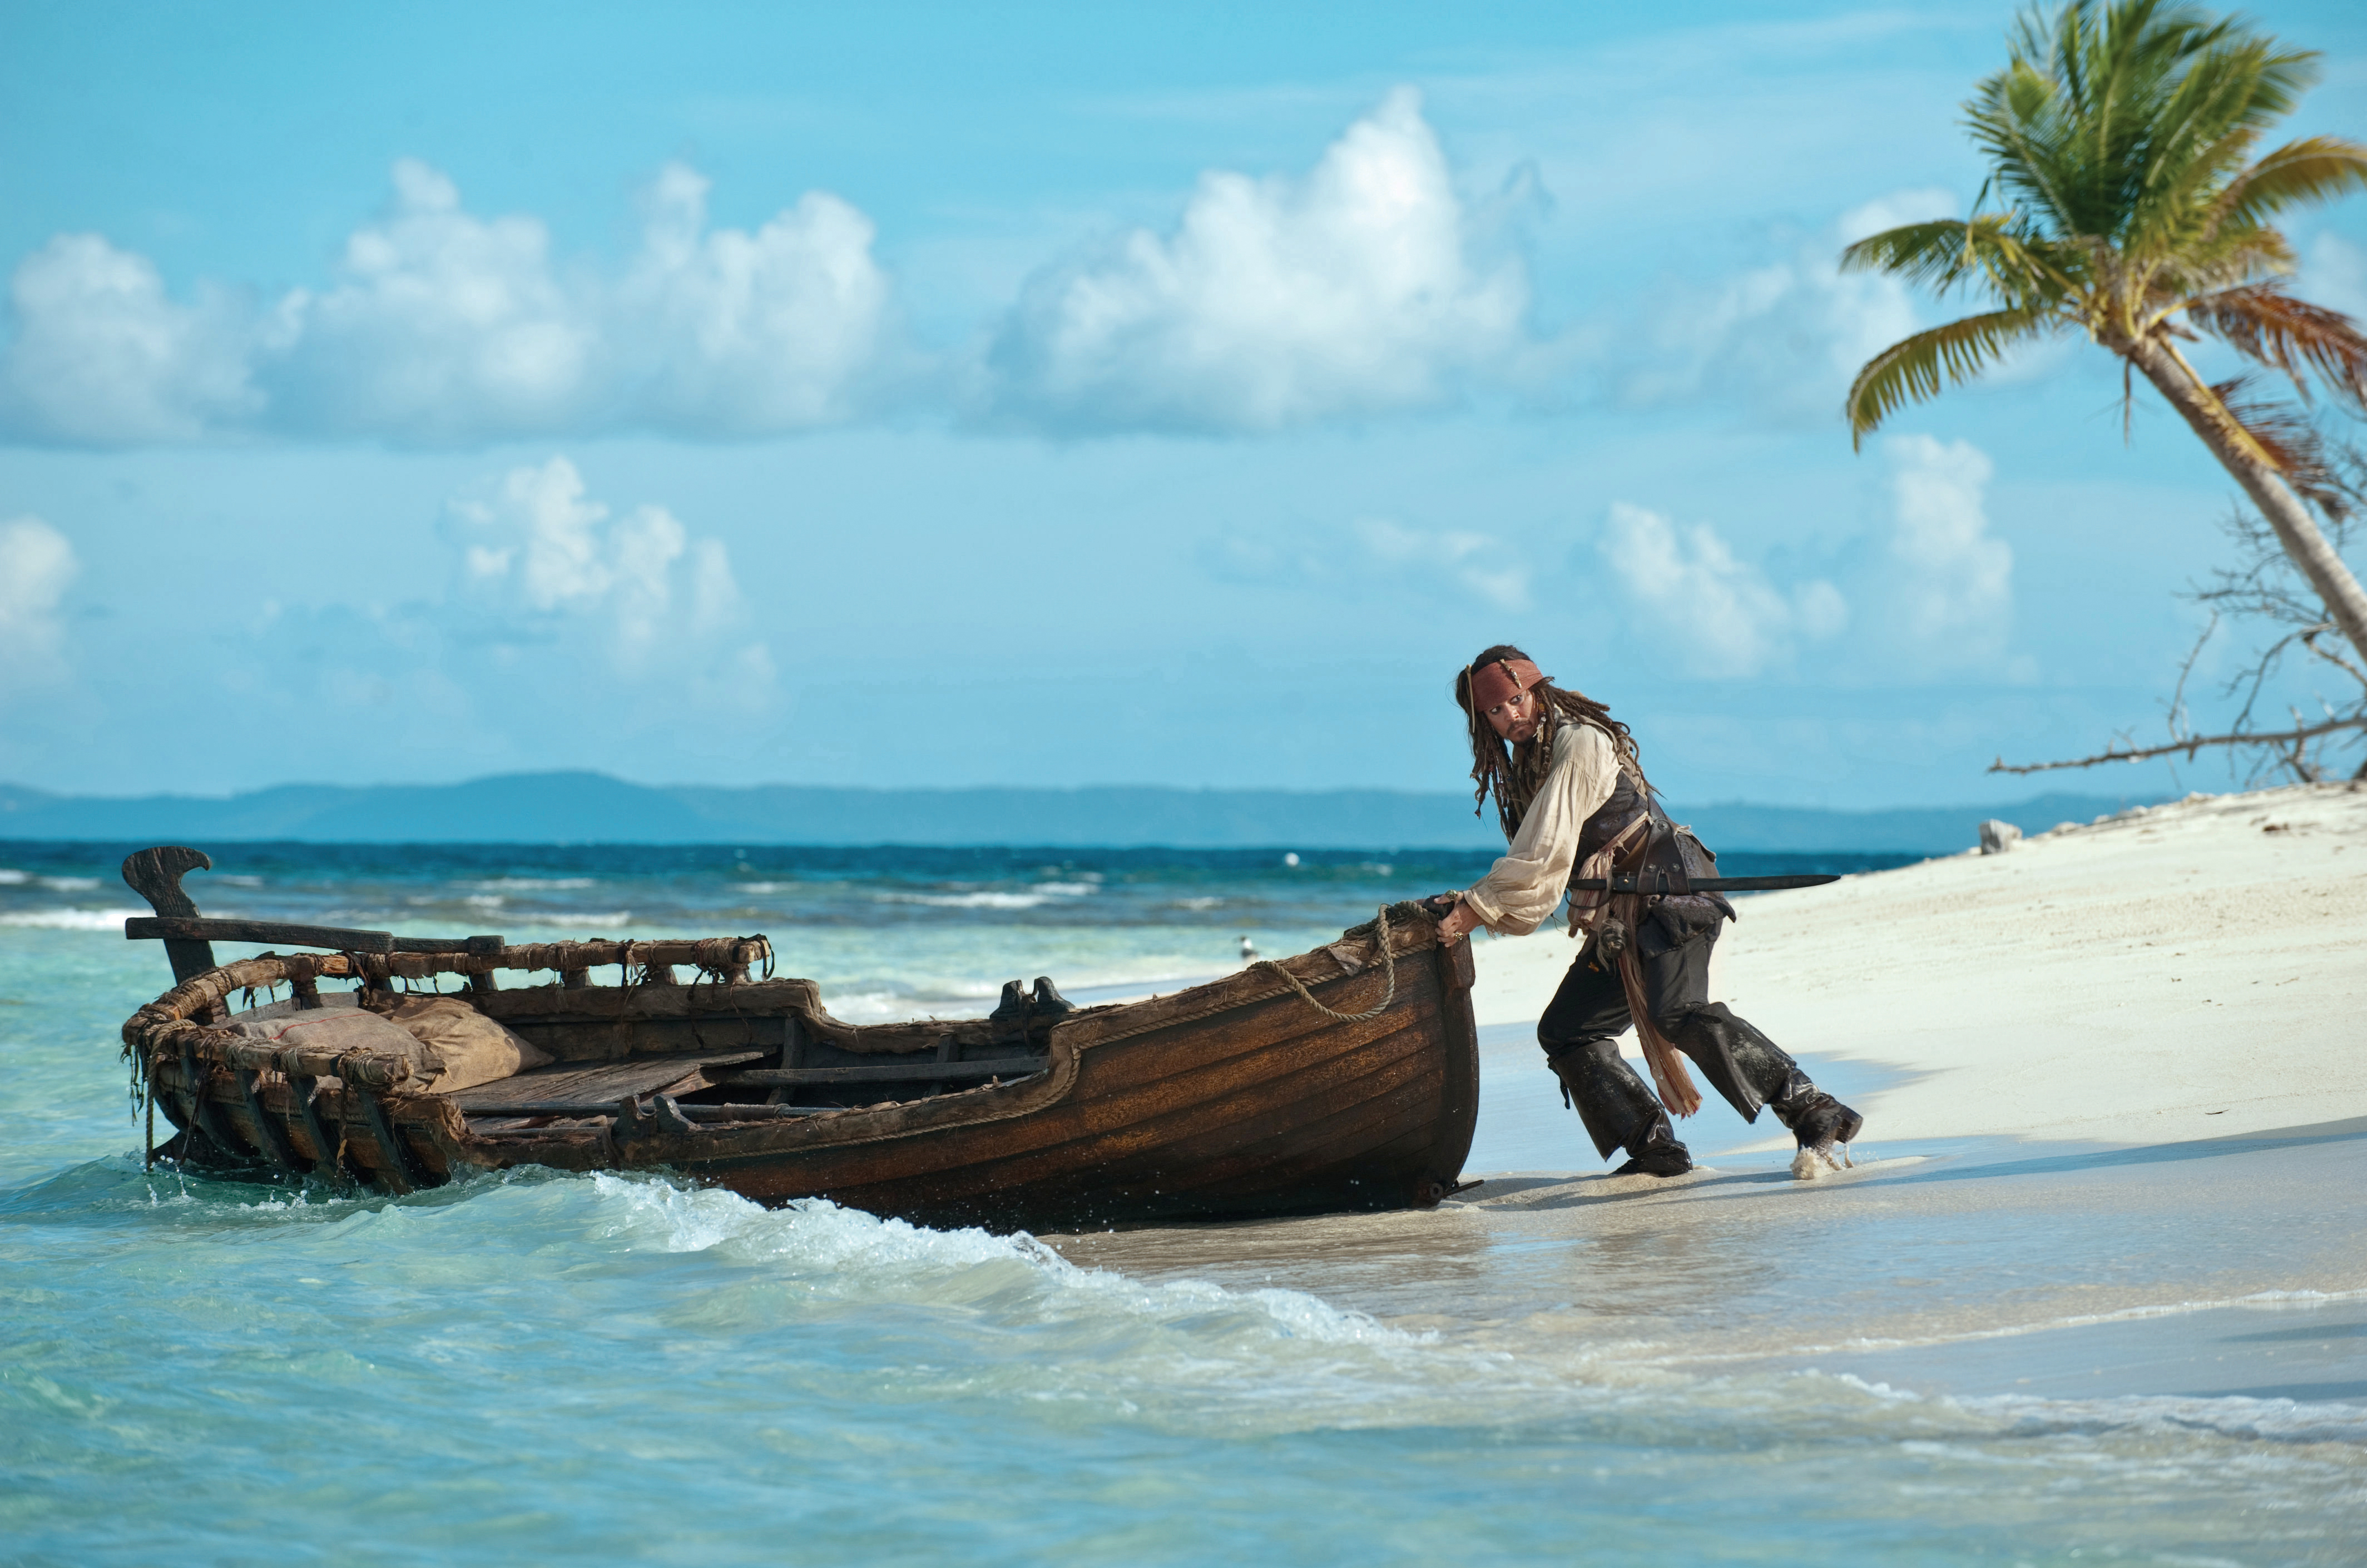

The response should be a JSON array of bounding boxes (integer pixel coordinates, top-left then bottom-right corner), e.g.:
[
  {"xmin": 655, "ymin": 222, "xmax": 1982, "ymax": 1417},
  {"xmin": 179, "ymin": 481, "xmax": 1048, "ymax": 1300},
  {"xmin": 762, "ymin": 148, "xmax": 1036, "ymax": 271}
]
[
  {"xmin": 395, "ymin": 934, "xmax": 504, "ymax": 955},
  {"xmin": 692, "ymin": 966, "xmax": 1443, "ymax": 1198},
  {"xmin": 285, "ymin": 1073, "xmax": 344, "ymax": 1177},
  {"xmin": 1426, "ymin": 942, "xmax": 1482, "ymax": 1183},
  {"xmin": 233, "ymin": 1069, "xmax": 301, "ymax": 1172},
  {"xmin": 447, "ymin": 1053, "xmax": 767, "ymax": 1113},
  {"xmin": 353, "ymin": 1088, "xmax": 420, "ymax": 1193},
  {"xmin": 770, "ymin": 1037, "xmax": 1445, "ymax": 1225},
  {"xmin": 990, "ymin": 1016, "xmax": 1443, "ymax": 1197},
  {"xmin": 472, "ymin": 980, "xmax": 816, "ymax": 1024},
  {"xmin": 127, "ymin": 916, "xmax": 397, "ymax": 953},
  {"xmin": 174, "ymin": 1043, "xmax": 242, "ymax": 1159},
  {"xmin": 434, "ymin": 924, "xmax": 1472, "ymax": 1229},
  {"xmin": 505, "ymin": 1015, "xmax": 784, "ymax": 1061},
  {"xmin": 721, "ymin": 1059, "xmax": 1045, "ymax": 1088},
  {"xmin": 121, "ymin": 846, "xmax": 218, "ymax": 984},
  {"xmin": 696, "ymin": 995, "xmax": 1442, "ymax": 1202},
  {"xmin": 467, "ymin": 1100, "xmax": 836, "ymax": 1121}
]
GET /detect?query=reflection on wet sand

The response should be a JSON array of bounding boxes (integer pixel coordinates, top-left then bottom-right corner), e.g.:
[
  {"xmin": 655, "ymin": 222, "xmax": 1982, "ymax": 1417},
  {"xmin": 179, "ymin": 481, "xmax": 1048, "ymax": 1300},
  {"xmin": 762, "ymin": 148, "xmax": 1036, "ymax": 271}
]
[{"xmin": 1044, "ymin": 1118, "xmax": 2367, "ymax": 1400}]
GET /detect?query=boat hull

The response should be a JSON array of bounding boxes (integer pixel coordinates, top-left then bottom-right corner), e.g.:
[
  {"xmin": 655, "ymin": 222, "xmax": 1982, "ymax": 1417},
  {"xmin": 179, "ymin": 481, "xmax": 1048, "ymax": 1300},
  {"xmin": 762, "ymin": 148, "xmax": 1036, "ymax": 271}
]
[
  {"xmin": 129, "ymin": 915, "xmax": 1479, "ymax": 1232},
  {"xmin": 687, "ymin": 939, "xmax": 1479, "ymax": 1229}
]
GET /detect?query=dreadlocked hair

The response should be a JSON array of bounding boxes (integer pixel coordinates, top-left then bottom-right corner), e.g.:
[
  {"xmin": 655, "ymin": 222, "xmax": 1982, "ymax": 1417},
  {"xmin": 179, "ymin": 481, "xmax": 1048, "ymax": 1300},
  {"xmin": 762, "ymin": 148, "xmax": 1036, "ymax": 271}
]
[{"xmin": 1453, "ymin": 643, "xmax": 1649, "ymax": 841}]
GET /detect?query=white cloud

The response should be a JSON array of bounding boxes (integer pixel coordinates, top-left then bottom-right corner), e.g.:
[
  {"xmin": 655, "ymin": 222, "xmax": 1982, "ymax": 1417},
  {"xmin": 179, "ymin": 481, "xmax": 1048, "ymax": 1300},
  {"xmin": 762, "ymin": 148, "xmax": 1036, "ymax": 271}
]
[
  {"xmin": 0, "ymin": 161, "xmax": 892, "ymax": 445},
  {"xmin": 0, "ymin": 515, "xmax": 79, "ymax": 689},
  {"xmin": 1614, "ymin": 187, "xmax": 1954, "ymax": 423},
  {"xmin": 1598, "ymin": 438, "xmax": 2013, "ymax": 681},
  {"xmin": 1598, "ymin": 501, "xmax": 1845, "ymax": 677},
  {"xmin": 1354, "ymin": 518, "xmax": 1531, "ymax": 609},
  {"xmin": 448, "ymin": 457, "xmax": 773, "ymax": 689},
  {"xmin": 279, "ymin": 161, "xmax": 594, "ymax": 439},
  {"xmin": 616, "ymin": 164, "xmax": 892, "ymax": 434},
  {"xmin": 986, "ymin": 87, "xmax": 1529, "ymax": 433},
  {"xmin": 1878, "ymin": 434, "xmax": 2012, "ymax": 667},
  {"xmin": 0, "ymin": 236, "xmax": 266, "ymax": 443}
]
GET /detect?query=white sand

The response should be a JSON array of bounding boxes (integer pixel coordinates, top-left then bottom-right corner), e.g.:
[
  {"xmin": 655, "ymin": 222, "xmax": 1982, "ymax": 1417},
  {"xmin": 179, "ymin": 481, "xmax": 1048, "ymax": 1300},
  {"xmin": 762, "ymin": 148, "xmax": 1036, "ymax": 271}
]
[{"xmin": 1463, "ymin": 780, "xmax": 2367, "ymax": 1152}]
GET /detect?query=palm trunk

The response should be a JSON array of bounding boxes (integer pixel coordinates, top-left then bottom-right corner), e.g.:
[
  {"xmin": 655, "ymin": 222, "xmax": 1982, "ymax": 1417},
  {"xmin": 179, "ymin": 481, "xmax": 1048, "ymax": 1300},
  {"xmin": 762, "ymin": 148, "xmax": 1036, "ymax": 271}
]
[{"xmin": 2126, "ymin": 336, "xmax": 2367, "ymax": 666}]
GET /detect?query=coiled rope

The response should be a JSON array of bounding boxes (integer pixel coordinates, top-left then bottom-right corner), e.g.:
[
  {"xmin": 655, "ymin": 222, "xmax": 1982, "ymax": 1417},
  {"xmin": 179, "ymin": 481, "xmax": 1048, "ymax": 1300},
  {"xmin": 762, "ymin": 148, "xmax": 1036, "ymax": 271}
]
[{"xmin": 1250, "ymin": 906, "xmax": 1398, "ymax": 1023}]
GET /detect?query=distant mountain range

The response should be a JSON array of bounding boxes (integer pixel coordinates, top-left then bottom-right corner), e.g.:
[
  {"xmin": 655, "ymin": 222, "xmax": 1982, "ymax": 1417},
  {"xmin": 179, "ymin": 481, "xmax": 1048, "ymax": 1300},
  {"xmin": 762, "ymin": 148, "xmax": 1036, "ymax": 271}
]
[{"xmin": 0, "ymin": 772, "xmax": 2163, "ymax": 854}]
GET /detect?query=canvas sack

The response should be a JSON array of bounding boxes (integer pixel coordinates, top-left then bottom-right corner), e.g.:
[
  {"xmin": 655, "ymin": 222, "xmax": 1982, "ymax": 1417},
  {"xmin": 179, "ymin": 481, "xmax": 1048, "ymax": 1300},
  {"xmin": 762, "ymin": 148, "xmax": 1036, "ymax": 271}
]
[
  {"xmin": 226, "ymin": 1006, "xmax": 440, "ymax": 1085},
  {"xmin": 367, "ymin": 995, "xmax": 555, "ymax": 1093}
]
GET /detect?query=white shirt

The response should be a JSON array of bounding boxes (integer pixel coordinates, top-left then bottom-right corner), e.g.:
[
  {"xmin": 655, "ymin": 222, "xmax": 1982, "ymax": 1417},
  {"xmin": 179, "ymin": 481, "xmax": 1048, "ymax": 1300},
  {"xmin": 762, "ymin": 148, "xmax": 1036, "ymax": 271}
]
[{"xmin": 1458, "ymin": 721, "xmax": 1624, "ymax": 937}]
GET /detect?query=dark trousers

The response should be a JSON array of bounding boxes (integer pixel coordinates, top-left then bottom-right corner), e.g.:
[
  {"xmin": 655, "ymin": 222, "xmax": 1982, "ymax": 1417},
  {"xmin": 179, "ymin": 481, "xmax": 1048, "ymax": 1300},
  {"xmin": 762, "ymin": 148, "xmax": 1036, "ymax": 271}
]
[{"xmin": 1537, "ymin": 925, "xmax": 1811, "ymax": 1159}]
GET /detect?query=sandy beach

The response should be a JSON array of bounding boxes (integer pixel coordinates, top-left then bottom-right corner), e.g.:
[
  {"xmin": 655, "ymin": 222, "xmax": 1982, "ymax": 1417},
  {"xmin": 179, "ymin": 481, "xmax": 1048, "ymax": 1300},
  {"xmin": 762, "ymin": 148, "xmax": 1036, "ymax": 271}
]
[
  {"xmin": 6, "ymin": 788, "xmax": 2365, "ymax": 1562},
  {"xmin": 1467, "ymin": 778, "xmax": 2367, "ymax": 1154},
  {"xmin": 1062, "ymin": 781, "xmax": 2367, "ymax": 1431}
]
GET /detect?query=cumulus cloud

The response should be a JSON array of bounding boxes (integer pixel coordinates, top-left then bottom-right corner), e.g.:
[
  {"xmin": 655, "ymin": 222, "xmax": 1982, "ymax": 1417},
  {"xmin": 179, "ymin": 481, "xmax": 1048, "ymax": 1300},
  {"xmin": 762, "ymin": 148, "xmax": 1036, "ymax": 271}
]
[
  {"xmin": 448, "ymin": 456, "xmax": 773, "ymax": 691},
  {"xmin": 1598, "ymin": 502, "xmax": 1846, "ymax": 677},
  {"xmin": 616, "ymin": 164, "xmax": 892, "ymax": 434},
  {"xmin": 986, "ymin": 88, "xmax": 1529, "ymax": 433},
  {"xmin": 0, "ymin": 161, "xmax": 891, "ymax": 445},
  {"xmin": 1877, "ymin": 434, "xmax": 2012, "ymax": 667},
  {"xmin": 1612, "ymin": 187, "xmax": 1957, "ymax": 424},
  {"xmin": 0, "ymin": 237, "xmax": 267, "ymax": 443},
  {"xmin": 1597, "ymin": 435, "xmax": 2013, "ymax": 681},
  {"xmin": 0, "ymin": 515, "xmax": 79, "ymax": 689}
]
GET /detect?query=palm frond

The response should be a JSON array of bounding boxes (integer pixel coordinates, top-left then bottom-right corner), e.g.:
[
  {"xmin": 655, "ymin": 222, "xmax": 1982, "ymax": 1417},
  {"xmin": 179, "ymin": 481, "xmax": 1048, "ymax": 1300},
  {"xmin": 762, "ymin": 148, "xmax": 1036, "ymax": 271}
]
[
  {"xmin": 2219, "ymin": 136, "xmax": 2367, "ymax": 227},
  {"xmin": 2150, "ymin": 221, "xmax": 2292, "ymax": 299},
  {"xmin": 1972, "ymin": 2, "xmax": 2325, "ymax": 254},
  {"xmin": 1841, "ymin": 215, "xmax": 2083, "ymax": 307},
  {"xmin": 1846, "ymin": 307, "xmax": 2061, "ymax": 448},
  {"xmin": 2185, "ymin": 284, "xmax": 2367, "ymax": 409},
  {"xmin": 1839, "ymin": 220, "xmax": 1978, "ymax": 289},
  {"xmin": 2211, "ymin": 375, "xmax": 2347, "ymax": 515}
]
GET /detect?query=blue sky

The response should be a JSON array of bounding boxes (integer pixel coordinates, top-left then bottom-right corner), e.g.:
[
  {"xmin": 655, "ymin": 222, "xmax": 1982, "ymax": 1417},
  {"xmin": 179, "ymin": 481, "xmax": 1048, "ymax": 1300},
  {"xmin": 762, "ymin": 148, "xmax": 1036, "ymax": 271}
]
[{"xmin": 2, "ymin": 0, "xmax": 2364, "ymax": 808}]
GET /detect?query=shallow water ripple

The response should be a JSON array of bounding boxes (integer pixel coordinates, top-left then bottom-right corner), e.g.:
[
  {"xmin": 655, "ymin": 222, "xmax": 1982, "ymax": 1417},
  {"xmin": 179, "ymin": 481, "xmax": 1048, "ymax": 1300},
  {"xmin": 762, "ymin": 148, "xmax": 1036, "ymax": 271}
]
[{"xmin": 3, "ymin": 852, "xmax": 2364, "ymax": 1564}]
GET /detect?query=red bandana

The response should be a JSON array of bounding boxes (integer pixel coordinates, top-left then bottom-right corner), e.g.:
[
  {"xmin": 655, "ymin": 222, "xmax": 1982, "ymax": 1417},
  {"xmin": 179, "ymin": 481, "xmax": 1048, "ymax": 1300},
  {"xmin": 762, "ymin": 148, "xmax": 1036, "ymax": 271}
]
[{"xmin": 1469, "ymin": 657, "xmax": 1544, "ymax": 711}]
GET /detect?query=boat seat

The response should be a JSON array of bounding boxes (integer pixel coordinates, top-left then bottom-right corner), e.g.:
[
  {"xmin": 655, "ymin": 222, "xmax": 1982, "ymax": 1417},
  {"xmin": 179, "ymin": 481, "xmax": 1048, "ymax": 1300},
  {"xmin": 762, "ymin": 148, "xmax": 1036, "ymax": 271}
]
[{"xmin": 448, "ymin": 1051, "xmax": 768, "ymax": 1114}]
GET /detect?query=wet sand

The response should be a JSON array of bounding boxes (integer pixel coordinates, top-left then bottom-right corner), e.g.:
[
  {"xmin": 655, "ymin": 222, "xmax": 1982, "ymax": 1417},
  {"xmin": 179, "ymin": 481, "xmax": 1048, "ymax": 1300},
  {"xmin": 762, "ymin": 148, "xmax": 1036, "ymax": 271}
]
[{"xmin": 1051, "ymin": 783, "xmax": 2367, "ymax": 1410}]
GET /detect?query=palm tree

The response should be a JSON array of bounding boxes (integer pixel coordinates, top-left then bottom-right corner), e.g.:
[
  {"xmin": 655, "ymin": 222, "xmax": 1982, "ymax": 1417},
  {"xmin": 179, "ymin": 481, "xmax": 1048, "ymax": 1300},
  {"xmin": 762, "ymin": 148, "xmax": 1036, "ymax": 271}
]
[{"xmin": 1842, "ymin": 0, "xmax": 2367, "ymax": 663}]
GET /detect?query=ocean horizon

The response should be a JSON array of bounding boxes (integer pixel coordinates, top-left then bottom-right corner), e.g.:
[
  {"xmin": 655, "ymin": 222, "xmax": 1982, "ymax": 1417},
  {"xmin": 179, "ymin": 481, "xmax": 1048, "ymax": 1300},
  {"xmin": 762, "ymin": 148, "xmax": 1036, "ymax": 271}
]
[{"xmin": 0, "ymin": 771, "xmax": 2165, "ymax": 853}]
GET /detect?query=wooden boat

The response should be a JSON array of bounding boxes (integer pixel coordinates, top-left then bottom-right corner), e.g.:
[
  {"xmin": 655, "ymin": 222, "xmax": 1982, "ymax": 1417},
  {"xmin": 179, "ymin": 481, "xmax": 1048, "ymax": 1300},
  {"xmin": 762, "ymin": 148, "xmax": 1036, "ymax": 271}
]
[{"xmin": 116, "ymin": 846, "xmax": 1479, "ymax": 1230}]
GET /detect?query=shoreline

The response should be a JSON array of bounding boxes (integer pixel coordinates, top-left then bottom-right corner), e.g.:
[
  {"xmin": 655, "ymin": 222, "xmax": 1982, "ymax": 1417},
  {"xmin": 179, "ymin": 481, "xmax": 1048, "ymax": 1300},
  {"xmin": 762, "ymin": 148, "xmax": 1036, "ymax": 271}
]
[{"xmin": 1460, "ymin": 780, "xmax": 2367, "ymax": 1158}]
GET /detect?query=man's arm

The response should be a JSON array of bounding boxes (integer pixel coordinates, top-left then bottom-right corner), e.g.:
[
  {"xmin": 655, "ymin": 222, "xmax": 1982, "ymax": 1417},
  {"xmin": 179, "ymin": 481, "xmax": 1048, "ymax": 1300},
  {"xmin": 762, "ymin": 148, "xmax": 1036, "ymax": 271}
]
[{"xmin": 1446, "ymin": 725, "xmax": 1621, "ymax": 938}]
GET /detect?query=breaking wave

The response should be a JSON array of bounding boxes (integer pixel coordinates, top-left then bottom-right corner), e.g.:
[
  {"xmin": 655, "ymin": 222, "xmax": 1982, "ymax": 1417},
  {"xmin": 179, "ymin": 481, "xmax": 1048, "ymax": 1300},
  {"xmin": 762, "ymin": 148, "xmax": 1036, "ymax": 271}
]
[{"xmin": 0, "ymin": 906, "xmax": 147, "ymax": 931}]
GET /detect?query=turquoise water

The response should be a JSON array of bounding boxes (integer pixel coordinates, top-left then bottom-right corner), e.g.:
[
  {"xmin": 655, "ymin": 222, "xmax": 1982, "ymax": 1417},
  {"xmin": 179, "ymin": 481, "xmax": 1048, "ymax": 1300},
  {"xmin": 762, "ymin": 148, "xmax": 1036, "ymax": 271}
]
[{"xmin": 5, "ymin": 848, "xmax": 2365, "ymax": 1565}]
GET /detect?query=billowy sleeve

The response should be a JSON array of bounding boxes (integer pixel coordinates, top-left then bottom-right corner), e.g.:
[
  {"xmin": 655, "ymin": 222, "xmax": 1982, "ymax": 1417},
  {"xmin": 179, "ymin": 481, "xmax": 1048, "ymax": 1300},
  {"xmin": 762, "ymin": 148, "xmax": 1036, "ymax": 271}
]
[{"xmin": 1459, "ymin": 723, "xmax": 1621, "ymax": 937}]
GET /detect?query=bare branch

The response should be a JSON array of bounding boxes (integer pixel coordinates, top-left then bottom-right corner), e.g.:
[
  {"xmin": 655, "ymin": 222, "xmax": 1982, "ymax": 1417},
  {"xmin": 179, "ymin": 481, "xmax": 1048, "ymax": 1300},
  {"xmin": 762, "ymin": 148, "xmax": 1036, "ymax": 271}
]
[
  {"xmin": 1991, "ymin": 712, "xmax": 2367, "ymax": 775},
  {"xmin": 2165, "ymin": 609, "xmax": 2218, "ymax": 741},
  {"xmin": 2301, "ymin": 626, "xmax": 2367, "ymax": 697}
]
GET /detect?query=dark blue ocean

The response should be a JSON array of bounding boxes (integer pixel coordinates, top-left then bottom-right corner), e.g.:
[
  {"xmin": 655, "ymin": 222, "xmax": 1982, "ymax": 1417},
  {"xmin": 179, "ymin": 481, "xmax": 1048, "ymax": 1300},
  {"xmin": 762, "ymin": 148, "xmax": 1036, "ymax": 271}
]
[{"xmin": 0, "ymin": 838, "xmax": 1918, "ymax": 1021}]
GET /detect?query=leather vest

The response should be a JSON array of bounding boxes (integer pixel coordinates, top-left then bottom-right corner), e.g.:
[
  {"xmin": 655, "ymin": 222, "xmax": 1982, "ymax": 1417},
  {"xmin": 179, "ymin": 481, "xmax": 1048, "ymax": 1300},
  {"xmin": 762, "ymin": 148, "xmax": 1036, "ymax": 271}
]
[{"xmin": 1565, "ymin": 738, "xmax": 1735, "ymax": 938}]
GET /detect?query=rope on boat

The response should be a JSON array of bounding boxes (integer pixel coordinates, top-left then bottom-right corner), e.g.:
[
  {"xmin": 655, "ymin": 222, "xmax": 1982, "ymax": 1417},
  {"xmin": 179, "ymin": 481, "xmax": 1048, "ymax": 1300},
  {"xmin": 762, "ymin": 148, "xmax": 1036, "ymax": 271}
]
[{"xmin": 1250, "ymin": 906, "xmax": 1397, "ymax": 1023}]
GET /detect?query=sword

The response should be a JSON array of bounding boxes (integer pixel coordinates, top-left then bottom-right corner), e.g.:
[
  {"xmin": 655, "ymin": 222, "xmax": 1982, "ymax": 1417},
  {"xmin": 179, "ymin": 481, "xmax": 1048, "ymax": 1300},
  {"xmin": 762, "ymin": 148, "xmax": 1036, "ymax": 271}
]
[{"xmin": 1567, "ymin": 872, "xmax": 1843, "ymax": 894}]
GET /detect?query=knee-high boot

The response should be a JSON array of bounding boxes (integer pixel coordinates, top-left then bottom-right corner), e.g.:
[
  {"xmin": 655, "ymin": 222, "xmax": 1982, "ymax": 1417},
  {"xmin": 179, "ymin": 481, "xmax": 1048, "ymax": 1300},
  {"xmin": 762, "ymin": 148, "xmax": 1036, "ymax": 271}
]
[
  {"xmin": 1544, "ymin": 1041, "xmax": 1692, "ymax": 1176},
  {"xmin": 1663, "ymin": 1004, "xmax": 1862, "ymax": 1154}
]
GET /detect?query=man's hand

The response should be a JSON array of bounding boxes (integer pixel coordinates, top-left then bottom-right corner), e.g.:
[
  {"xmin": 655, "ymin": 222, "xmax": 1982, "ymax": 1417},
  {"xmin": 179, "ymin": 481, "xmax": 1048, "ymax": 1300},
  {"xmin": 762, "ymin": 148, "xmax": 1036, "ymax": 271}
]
[{"xmin": 1429, "ymin": 895, "xmax": 1481, "ymax": 944}]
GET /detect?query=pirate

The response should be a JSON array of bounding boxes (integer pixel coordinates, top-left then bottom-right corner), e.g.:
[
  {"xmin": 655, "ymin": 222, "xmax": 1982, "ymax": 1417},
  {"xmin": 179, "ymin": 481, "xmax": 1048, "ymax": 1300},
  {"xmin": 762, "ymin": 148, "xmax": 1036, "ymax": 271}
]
[{"xmin": 1430, "ymin": 644, "xmax": 1863, "ymax": 1178}]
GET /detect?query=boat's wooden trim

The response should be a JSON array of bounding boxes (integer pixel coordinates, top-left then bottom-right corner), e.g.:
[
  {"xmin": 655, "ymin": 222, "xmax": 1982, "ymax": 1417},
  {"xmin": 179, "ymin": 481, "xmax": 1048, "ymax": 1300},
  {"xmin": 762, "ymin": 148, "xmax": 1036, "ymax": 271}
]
[{"xmin": 124, "ymin": 897, "xmax": 1476, "ymax": 1227}]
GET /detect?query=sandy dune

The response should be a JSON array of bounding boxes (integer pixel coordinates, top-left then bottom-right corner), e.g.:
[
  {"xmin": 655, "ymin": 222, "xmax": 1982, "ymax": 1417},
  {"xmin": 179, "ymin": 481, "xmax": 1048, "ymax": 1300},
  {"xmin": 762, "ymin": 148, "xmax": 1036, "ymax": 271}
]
[{"xmin": 1463, "ymin": 780, "xmax": 2367, "ymax": 1152}]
